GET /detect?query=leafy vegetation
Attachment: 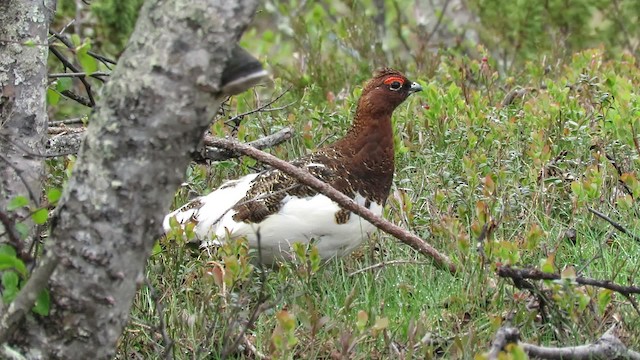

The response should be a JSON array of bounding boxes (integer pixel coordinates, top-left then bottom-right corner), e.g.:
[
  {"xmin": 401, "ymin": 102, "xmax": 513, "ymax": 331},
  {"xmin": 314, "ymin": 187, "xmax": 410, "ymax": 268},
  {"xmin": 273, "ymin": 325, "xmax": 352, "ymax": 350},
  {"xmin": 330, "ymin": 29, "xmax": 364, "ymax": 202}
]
[{"xmin": 28, "ymin": 0, "xmax": 640, "ymax": 358}]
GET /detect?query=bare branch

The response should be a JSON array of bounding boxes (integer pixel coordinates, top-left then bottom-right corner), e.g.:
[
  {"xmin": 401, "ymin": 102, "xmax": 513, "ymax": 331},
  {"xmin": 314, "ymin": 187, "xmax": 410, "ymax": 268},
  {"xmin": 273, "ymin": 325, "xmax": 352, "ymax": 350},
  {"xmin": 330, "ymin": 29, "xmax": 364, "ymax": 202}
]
[
  {"xmin": 206, "ymin": 137, "xmax": 457, "ymax": 273},
  {"xmin": 497, "ymin": 266, "xmax": 640, "ymax": 296},
  {"xmin": 224, "ymin": 87, "xmax": 292, "ymax": 126},
  {"xmin": 349, "ymin": 259, "xmax": 432, "ymax": 277},
  {"xmin": 198, "ymin": 127, "xmax": 293, "ymax": 162},
  {"xmin": 48, "ymin": 29, "xmax": 117, "ymax": 67},
  {"xmin": 49, "ymin": 71, "xmax": 110, "ymax": 80},
  {"xmin": 48, "ymin": 117, "xmax": 88, "ymax": 126},
  {"xmin": 0, "ymin": 211, "xmax": 31, "ymax": 262},
  {"xmin": 48, "ymin": 46, "xmax": 97, "ymax": 106},
  {"xmin": 487, "ymin": 326, "xmax": 520, "ymax": 359},
  {"xmin": 48, "ymin": 126, "xmax": 86, "ymax": 135},
  {"xmin": 521, "ymin": 324, "xmax": 640, "ymax": 360},
  {"xmin": 60, "ymin": 89, "xmax": 93, "ymax": 108},
  {"xmin": 44, "ymin": 127, "xmax": 294, "ymax": 161},
  {"xmin": 588, "ymin": 207, "xmax": 640, "ymax": 243},
  {"xmin": 0, "ymin": 153, "xmax": 40, "ymax": 206}
]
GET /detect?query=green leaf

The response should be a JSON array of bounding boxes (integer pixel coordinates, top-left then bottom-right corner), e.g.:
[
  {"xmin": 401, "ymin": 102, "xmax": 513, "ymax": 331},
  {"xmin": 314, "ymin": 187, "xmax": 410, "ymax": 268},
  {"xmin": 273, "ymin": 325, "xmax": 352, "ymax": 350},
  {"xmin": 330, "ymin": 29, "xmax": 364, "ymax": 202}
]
[
  {"xmin": 47, "ymin": 188, "xmax": 62, "ymax": 204},
  {"xmin": 32, "ymin": 208, "xmax": 49, "ymax": 225},
  {"xmin": 0, "ymin": 244, "xmax": 17, "ymax": 257},
  {"xmin": 23, "ymin": 39, "xmax": 36, "ymax": 47},
  {"xmin": 152, "ymin": 241, "xmax": 162, "ymax": 256},
  {"xmin": 598, "ymin": 289, "xmax": 613, "ymax": 314},
  {"xmin": 0, "ymin": 254, "xmax": 27, "ymax": 277},
  {"xmin": 47, "ymin": 88, "xmax": 60, "ymax": 106},
  {"xmin": 7, "ymin": 196, "xmax": 29, "ymax": 211},
  {"xmin": 32, "ymin": 289, "xmax": 51, "ymax": 316},
  {"xmin": 70, "ymin": 34, "xmax": 81, "ymax": 47},
  {"xmin": 55, "ymin": 78, "xmax": 73, "ymax": 92},
  {"xmin": 77, "ymin": 40, "xmax": 98, "ymax": 74},
  {"xmin": 2, "ymin": 271, "xmax": 20, "ymax": 303}
]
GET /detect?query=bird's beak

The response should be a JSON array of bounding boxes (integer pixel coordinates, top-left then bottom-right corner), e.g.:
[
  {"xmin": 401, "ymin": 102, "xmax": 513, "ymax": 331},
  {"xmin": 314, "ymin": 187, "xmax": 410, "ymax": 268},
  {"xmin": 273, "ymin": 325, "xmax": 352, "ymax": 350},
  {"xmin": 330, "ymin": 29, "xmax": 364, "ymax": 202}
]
[{"xmin": 409, "ymin": 82, "xmax": 423, "ymax": 93}]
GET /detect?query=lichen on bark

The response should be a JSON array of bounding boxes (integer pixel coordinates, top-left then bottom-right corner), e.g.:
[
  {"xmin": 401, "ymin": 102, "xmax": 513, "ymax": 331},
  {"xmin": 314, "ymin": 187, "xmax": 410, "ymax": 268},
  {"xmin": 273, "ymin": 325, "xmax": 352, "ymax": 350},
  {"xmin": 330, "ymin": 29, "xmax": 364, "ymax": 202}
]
[{"xmin": 8, "ymin": 0, "xmax": 259, "ymax": 358}]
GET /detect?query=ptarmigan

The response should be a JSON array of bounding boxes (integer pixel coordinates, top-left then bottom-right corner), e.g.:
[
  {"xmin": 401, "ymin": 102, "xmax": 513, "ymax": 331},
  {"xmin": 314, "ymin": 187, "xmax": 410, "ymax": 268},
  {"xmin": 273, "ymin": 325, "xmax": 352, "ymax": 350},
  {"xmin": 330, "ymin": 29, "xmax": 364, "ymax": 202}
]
[{"xmin": 164, "ymin": 68, "xmax": 422, "ymax": 264}]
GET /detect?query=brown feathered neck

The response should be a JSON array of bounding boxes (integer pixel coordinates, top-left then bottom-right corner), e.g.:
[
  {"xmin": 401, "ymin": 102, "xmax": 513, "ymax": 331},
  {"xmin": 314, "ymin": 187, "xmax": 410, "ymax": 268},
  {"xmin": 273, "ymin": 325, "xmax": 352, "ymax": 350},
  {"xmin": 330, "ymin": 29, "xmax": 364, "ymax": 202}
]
[{"xmin": 332, "ymin": 68, "xmax": 414, "ymax": 155}]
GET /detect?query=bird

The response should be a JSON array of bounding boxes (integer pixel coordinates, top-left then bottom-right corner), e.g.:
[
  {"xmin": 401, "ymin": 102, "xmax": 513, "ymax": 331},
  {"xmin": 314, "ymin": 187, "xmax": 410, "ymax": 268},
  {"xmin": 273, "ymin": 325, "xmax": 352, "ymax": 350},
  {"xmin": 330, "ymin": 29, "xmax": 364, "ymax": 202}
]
[{"xmin": 164, "ymin": 68, "xmax": 422, "ymax": 264}]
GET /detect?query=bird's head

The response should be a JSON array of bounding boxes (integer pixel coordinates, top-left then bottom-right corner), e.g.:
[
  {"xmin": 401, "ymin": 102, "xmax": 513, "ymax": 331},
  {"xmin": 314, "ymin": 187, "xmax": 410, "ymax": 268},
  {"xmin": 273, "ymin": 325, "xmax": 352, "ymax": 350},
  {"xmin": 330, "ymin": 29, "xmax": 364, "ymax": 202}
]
[{"xmin": 358, "ymin": 68, "xmax": 423, "ymax": 116}]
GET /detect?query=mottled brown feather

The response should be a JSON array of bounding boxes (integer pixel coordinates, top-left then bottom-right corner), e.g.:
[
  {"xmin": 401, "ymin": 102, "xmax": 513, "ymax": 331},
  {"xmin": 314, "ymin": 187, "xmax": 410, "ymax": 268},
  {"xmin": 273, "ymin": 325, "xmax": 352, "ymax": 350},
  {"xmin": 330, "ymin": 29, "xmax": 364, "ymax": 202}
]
[{"xmin": 231, "ymin": 68, "xmax": 419, "ymax": 224}]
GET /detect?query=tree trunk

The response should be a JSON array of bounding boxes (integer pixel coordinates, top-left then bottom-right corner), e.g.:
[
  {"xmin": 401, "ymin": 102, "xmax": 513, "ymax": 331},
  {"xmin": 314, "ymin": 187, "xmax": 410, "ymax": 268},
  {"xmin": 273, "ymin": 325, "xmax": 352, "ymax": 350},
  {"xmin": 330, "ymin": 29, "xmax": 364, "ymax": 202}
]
[
  {"xmin": 12, "ymin": 0, "xmax": 258, "ymax": 358},
  {"xmin": 0, "ymin": 0, "xmax": 55, "ymax": 240}
]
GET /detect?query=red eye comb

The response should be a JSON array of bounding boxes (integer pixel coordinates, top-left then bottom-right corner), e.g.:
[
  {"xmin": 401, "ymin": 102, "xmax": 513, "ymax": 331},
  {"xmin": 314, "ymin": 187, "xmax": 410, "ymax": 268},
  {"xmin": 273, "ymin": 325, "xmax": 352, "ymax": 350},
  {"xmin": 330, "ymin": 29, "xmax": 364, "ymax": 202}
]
[{"xmin": 383, "ymin": 76, "xmax": 405, "ymax": 85}]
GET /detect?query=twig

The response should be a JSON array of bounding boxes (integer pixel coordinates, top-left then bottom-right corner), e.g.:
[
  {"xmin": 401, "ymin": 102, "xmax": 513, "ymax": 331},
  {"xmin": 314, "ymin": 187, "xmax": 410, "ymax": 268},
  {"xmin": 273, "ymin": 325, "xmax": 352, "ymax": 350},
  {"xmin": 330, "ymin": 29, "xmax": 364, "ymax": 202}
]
[
  {"xmin": 60, "ymin": 89, "xmax": 93, "ymax": 108},
  {"xmin": 588, "ymin": 207, "xmax": 640, "ymax": 243},
  {"xmin": 0, "ymin": 253, "xmax": 60, "ymax": 344},
  {"xmin": 501, "ymin": 87, "xmax": 535, "ymax": 107},
  {"xmin": 144, "ymin": 279, "xmax": 174, "ymax": 360},
  {"xmin": 422, "ymin": 0, "xmax": 452, "ymax": 46},
  {"xmin": 49, "ymin": 46, "xmax": 97, "ymax": 106},
  {"xmin": 391, "ymin": 0, "xmax": 413, "ymax": 59},
  {"xmin": 0, "ymin": 153, "xmax": 40, "ymax": 206},
  {"xmin": 48, "ymin": 126, "xmax": 86, "ymax": 135},
  {"xmin": 206, "ymin": 137, "xmax": 457, "ymax": 273},
  {"xmin": 631, "ymin": 121, "xmax": 640, "ymax": 159},
  {"xmin": 497, "ymin": 266, "xmax": 640, "ymax": 295},
  {"xmin": 487, "ymin": 326, "xmax": 520, "ymax": 360},
  {"xmin": 43, "ymin": 127, "xmax": 294, "ymax": 160},
  {"xmin": 0, "ymin": 212, "xmax": 31, "ymax": 262},
  {"xmin": 199, "ymin": 127, "xmax": 293, "ymax": 162},
  {"xmin": 48, "ymin": 117, "xmax": 88, "ymax": 126},
  {"xmin": 49, "ymin": 29, "xmax": 117, "ymax": 67},
  {"xmin": 348, "ymin": 259, "xmax": 431, "ymax": 277},
  {"xmin": 49, "ymin": 71, "xmax": 110, "ymax": 80},
  {"xmin": 521, "ymin": 324, "xmax": 640, "ymax": 360},
  {"xmin": 224, "ymin": 87, "xmax": 292, "ymax": 126}
]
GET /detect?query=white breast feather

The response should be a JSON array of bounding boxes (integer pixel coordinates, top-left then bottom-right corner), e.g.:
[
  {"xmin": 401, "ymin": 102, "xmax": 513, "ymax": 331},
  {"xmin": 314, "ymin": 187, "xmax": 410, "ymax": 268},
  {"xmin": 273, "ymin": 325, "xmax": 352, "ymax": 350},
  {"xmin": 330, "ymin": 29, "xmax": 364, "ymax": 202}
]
[{"xmin": 165, "ymin": 170, "xmax": 382, "ymax": 263}]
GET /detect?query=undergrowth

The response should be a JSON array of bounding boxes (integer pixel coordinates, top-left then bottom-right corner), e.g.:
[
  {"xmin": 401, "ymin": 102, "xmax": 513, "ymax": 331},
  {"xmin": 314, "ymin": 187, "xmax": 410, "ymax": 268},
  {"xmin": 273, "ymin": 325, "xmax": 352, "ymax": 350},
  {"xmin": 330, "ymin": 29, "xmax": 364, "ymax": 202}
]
[{"xmin": 42, "ymin": 1, "xmax": 640, "ymax": 359}]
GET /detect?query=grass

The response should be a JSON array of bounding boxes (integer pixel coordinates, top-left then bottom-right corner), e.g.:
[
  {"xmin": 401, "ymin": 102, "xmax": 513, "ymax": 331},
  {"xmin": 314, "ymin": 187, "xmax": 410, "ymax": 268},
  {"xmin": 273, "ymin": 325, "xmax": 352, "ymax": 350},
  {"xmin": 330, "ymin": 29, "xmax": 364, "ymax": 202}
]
[
  {"xmin": 36, "ymin": 1, "xmax": 640, "ymax": 359},
  {"xmin": 112, "ymin": 43, "xmax": 640, "ymax": 359}
]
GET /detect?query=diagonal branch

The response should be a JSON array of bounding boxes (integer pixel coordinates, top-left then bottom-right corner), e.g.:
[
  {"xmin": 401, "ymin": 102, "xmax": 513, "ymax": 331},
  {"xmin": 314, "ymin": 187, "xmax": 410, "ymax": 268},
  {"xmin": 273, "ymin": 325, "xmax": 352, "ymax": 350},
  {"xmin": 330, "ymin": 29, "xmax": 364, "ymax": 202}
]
[
  {"xmin": 497, "ymin": 266, "xmax": 640, "ymax": 295},
  {"xmin": 206, "ymin": 137, "xmax": 457, "ymax": 273},
  {"xmin": 588, "ymin": 207, "xmax": 640, "ymax": 244}
]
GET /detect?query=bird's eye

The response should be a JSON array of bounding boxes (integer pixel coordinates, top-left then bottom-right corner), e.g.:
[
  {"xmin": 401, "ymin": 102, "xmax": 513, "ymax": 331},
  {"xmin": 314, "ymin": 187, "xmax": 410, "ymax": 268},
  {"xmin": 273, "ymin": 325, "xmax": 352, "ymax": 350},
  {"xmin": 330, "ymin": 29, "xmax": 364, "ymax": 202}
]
[{"xmin": 389, "ymin": 81, "xmax": 402, "ymax": 91}]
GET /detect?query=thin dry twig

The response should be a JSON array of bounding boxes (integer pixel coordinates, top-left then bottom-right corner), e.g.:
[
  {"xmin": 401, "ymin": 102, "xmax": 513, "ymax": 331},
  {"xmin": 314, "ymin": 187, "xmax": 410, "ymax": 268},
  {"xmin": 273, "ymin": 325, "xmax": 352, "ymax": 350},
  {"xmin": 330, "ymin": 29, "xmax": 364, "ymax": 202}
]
[
  {"xmin": 199, "ymin": 127, "xmax": 293, "ymax": 163},
  {"xmin": 49, "ymin": 71, "xmax": 110, "ymax": 79},
  {"xmin": 0, "ymin": 212, "xmax": 31, "ymax": 262},
  {"xmin": 48, "ymin": 117, "xmax": 88, "ymax": 126},
  {"xmin": 348, "ymin": 259, "xmax": 431, "ymax": 277},
  {"xmin": 423, "ymin": 0, "xmax": 452, "ymax": 46},
  {"xmin": 224, "ymin": 87, "xmax": 293, "ymax": 127},
  {"xmin": 497, "ymin": 266, "xmax": 640, "ymax": 296},
  {"xmin": 48, "ymin": 46, "xmax": 97, "ymax": 106},
  {"xmin": 144, "ymin": 279, "xmax": 174, "ymax": 360},
  {"xmin": 588, "ymin": 207, "xmax": 640, "ymax": 244},
  {"xmin": 521, "ymin": 324, "xmax": 640, "ymax": 360},
  {"xmin": 206, "ymin": 137, "xmax": 457, "ymax": 273},
  {"xmin": 48, "ymin": 126, "xmax": 86, "ymax": 135},
  {"xmin": 49, "ymin": 29, "xmax": 117, "ymax": 67},
  {"xmin": 0, "ymin": 153, "xmax": 40, "ymax": 205}
]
